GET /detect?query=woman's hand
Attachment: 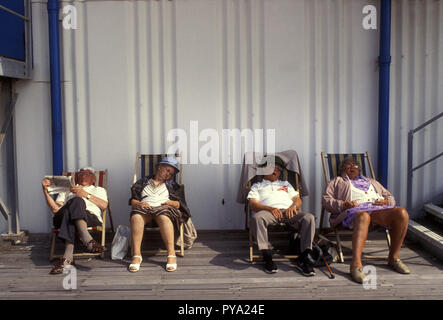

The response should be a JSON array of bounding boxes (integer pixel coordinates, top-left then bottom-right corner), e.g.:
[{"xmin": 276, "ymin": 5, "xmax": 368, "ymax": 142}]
[
  {"xmin": 373, "ymin": 199, "xmax": 388, "ymax": 206},
  {"xmin": 343, "ymin": 201, "xmax": 359, "ymax": 210},
  {"xmin": 132, "ymin": 200, "xmax": 151, "ymax": 210},
  {"xmin": 162, "ymin": 200, "xmax": 180, "ymax": 209},
  {"xmin": 138, "ymin": 202, "xmax": 151, "ymax": 208}
]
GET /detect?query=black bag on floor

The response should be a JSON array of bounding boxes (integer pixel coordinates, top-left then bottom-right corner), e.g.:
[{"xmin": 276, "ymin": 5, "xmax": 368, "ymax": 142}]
[{"xmin": 306, "ymin": 242, "xmax": 333, "ymax": 267}]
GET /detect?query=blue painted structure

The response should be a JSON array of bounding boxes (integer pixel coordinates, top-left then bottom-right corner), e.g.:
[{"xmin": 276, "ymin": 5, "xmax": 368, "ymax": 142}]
[
  {"xmin": 47, "ymin": 0, "xmax": 63, "ymax": 175},
  {"xmin": 377, "ymin": 0, "xmax": 391, "ymax": 187},
  {"xmin": 0, "ymin": 0, "xmax": 26, "ymax": 61}
]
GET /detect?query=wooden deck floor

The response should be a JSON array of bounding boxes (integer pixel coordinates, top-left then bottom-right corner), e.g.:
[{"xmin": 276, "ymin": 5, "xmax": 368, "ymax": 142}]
[{"xmin": 0, "ymin": 230, "xmax": 443, "ymax": 300}]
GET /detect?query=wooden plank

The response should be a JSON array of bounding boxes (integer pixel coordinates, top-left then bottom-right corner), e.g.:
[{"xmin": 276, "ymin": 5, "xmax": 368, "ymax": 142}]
[{"xmin": 1, "ymin": 232, "xmax": 443, "ymax": 299}]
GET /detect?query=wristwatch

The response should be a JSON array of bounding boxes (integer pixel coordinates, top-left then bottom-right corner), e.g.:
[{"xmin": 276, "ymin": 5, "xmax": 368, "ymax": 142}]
[
  {"xmin": 292, "ymin": 204, "xmax": 297, "ymax": 209},
  {"xmin": 86, "ymin": 193, "xmax": 92, "ymax": 200}
]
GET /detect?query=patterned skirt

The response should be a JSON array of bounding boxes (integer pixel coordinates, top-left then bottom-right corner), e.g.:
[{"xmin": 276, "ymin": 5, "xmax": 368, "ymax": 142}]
[
  {"xmin": 131, "ymin": 205, "xmax": 184, "ymax": 231},
  {"xmin": 342, "ymin": 202, "xmax": 396, "ymax": 229}
]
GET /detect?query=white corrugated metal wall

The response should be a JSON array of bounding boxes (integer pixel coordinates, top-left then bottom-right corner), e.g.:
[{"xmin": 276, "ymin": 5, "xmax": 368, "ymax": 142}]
[
  {"xmin": 11, "ymin": 0, "xmax": 443, "ymax": 233},
  {"xmin": 390, "ymin": 0, "xmax": 443, "ymax": 216}
]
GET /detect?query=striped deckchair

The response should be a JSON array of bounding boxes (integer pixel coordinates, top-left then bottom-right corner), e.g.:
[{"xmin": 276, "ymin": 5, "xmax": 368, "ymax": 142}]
[
  {"xmin": 49, "ymin": 169, "xmax": 113, "ymax": 261},
  {"xmin": 133, "ymin": 153, "xmax": 182, "ymax": 185},
  {"xmin": 319, "ymin": 152, "xmax": 391, "ymax": 263},
  {"xmin": 321, "ymin": 153, "xmax": 373, "ymax": 181},
  {"xmin": 133, "ymin": 152, "xmax": 185, "ymax": 257}
]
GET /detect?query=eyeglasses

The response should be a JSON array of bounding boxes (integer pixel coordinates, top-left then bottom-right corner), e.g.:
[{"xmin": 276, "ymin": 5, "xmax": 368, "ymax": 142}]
[{"xmin": 344, "ymin": 164, "xmax": 359, "ymax": 169}]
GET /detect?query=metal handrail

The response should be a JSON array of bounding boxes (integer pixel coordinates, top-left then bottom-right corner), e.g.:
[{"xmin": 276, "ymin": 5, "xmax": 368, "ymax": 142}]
[
  {"xmin": 0, "ymin": 5, "xmax": 29, "ymax": 21},
  {"xmin": 407, "ymin": 111, "xmax": 443, "ymax": 210}
]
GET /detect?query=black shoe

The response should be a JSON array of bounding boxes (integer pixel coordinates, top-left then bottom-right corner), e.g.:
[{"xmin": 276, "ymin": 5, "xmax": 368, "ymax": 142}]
[
  {"xmin": 294, "ymin": 258, "xmax": 315, "ymax": 276},
  {"xmin": 262, "ymin": 251, "xmax": 278, "ymax": 274}
]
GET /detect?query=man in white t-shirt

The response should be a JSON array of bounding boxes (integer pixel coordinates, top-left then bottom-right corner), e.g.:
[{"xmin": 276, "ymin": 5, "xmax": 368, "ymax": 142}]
[
  {"xmin": 41, "ymin": 167, "xmax": 108, "ymax": 274},
  {"xmin": 247, "ymin": 157, "xmax": 316, "ymax": 276},
  {"xmin": 55, "ymin": 179, "xmax": 107, "ymax": 224}
]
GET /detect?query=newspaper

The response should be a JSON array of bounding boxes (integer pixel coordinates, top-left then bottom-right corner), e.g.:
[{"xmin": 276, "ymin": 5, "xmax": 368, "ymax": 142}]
[{"xmin": 44, "ymin": 175, "xmax": 74, "ymax": 195}]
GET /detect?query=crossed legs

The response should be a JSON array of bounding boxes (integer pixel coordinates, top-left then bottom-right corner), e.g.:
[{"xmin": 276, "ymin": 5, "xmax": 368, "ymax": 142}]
[{"xmin": 351, "ymin": 207, "xmax": 409, "ymax": 269}]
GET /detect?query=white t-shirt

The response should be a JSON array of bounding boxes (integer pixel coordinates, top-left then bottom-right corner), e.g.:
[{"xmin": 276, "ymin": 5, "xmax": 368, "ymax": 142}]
[
  {"xmin": 56, "ymin": 185, "xmax": 108, "ymax": 223},
  {"xmin": 247, "ymin": 179, "xmax": 298, "ymax": 210},
  {"xmin": 141, "ymin": 179, "xmax": 170, "ymax": 207}
]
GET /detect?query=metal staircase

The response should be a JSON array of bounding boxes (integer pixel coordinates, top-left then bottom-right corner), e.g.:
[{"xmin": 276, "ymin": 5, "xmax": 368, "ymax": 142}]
[
  {"xmin": 423, "ymin": 203, "xmax": 443, "ymax": 224},
  {"xmin": 408, "ymin": 202, "xmax": 443, "ymax": 261}
]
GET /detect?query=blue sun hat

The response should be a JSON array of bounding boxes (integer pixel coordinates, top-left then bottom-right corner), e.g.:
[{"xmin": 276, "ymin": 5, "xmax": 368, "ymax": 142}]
[{"xmin": 159, "ymin": 156, "xmax": 180, "ymax": 173}]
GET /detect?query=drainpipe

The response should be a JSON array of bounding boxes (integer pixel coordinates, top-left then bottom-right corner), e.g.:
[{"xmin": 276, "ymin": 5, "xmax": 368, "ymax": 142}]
[
  {"xmin": 377, "ymin": 0, "xmax": 391, "ymax": 188},
  {"xmin": 47, "ymin": 0, "xmax": 63, "ymax": 175}
]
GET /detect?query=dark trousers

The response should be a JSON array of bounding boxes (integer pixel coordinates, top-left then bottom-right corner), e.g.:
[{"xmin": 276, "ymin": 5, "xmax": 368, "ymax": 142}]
[{"xmin": 53, "ymin": 197, "xmax": 101, "ymax": 244}]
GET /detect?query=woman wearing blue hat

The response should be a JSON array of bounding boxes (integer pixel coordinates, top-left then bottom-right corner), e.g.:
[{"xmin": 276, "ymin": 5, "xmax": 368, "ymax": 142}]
[{"xmin": 128, "ymin": 157, "xmax": 190, "ymax": 272}]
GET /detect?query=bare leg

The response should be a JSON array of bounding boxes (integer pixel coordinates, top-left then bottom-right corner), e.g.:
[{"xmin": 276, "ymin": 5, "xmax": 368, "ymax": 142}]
[
  {"xmin": 154, "ymin": 215, "xmax": 176, "ymax": 266},
  {"xmin": 351, "ymin": 211, "xmax": 371, "ymax": 269},
  {"xmin": 130, "ymin": 213, "xmax": 152, "ymax": 264},
  {"xmin": 370, "ymin": 207, "xmax": 409, "ymax": 262}
]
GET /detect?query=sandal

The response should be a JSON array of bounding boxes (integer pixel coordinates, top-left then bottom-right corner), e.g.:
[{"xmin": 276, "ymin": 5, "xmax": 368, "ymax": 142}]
[
  {"xmin": 85, "ymin": 239, "xmax": 106, "ymax": 253},
  {"xmin": 50, "ymin": 258, "xmax": 75, "ymax": 275},
  {"xmin": 166, "ymin": 255, "xmax": 177, "ymax": 272},
  {"xmin": 129, "ymin": 255, "xmax": 143, "ymax": 273}
]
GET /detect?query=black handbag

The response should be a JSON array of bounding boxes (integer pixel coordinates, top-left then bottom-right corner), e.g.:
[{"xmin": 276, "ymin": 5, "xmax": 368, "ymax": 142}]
[{"xmin": 306, "ymin": 242, "xmax": 334, "ymax": 267}]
